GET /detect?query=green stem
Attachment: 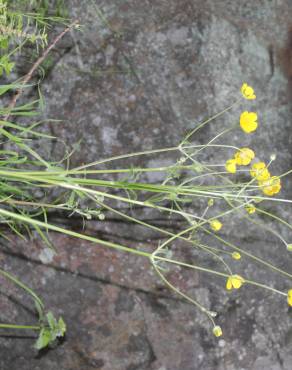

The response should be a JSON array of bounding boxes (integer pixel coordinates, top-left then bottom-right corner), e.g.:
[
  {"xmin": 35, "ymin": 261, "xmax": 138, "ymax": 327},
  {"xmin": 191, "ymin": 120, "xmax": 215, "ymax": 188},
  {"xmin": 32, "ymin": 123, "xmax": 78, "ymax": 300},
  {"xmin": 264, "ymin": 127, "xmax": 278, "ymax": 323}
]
[
  {"xmin": 152, "ymin": 261, "xmax": 215, "ymax": 325},
  {"xmin": 200, "ymin": 226, "xmax": 292, "ymax": 280},
  {"xmin": 0, "ymin": 209, "xmax": 287, "ymax": 300},
  {"xmin": 0, "ymin": 323, "xmax": 40, "ymax": 330},
  {"xmin": 0, "ymin": 267, "xmax": 44, "ymax": 309},
  {"xmin": 181, "ymin": 99, "xmax": 240, "ymax": 145},
  {"xmin": 71, "ymin": 144, "xmax": 242, "ymax": 171},
  {"xmin": 73, "ymin": 146, "xmax": 180, "ymax": 171},
  {"xmin": 154, "ymin": 256, "xmax": 287, "ymax": 297},
  {"xmin": 0, "ymin": 208, "xmax": 150, "ymax": 258}
]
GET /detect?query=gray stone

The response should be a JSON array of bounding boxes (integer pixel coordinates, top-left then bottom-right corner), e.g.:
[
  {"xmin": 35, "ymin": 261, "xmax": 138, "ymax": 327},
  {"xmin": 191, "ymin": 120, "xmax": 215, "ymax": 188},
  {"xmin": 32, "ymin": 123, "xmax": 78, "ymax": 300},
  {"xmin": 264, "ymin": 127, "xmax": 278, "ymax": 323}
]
[{"xmin": 1, "ymin": 0, "xmax": 292, "ymax": 369}]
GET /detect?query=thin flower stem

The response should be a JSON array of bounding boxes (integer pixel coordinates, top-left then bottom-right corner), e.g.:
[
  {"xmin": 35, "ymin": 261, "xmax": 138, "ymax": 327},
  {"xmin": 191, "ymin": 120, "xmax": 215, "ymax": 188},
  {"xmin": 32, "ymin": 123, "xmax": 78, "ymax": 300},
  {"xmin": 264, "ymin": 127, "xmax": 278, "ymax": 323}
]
[
  {"xmin": 72, "ymin": 144, "xmax": 242, "ymax": 171},
  {"xmin": 154, "ymin": 256, "xmax": 287, "ymax": 297},
  {"xmin": 92, "ymin": 197, "xmax": 233, "ymax": 268},
  {"xmin": 153, "ymin": 255, "xmax": 228, "ymax": 277},
  {"xmin": 0, "ymin": 324, "xmax": 40, "ymax": 330},
  {"xmin": 0, "ymin": 267, "xmax": 44, "ymax": 309},
  {"xmin": 172, "ymin": 201, "xmax": 232, "ymax": 274},
  {"xmin": 254, "ymin": 207, "xmax": 292, "ymax": 232},
  {"xmin": 152, "ymin": 261, "xmax": 215, "ymax": 326},
  {"xmin": 180, "ymin": 98, "xmax": 241, "ymax": 145},
  {"xmin": 73, "ymin": 146, "xmax": 180, "ymax": 171},
  {"xmin": 201, "ymin": 226, "xmax": 292, "ymax": 280},
  {"xmin": 225, "ymin": 198, "xmax": 289, "ymax": 250},
  {"xmin": 2, "ymin": 202, "xmax": 285, "ymax": 296},
  {"xmin": 244, "ymin": 280, "xmax": 287, "ymax": 296},
  {"xmin": 0, "ymin": 208, "xmax": 151, "ymax": 258},
  {"xmin": 185, "ymin": 126, "xmax": 236, "ymax": 159}
]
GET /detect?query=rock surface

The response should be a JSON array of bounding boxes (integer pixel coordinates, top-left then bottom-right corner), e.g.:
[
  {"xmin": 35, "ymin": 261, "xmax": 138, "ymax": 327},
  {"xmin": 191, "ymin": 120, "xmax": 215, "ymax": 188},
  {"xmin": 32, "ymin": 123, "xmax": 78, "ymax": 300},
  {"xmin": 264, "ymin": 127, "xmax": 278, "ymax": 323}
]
[{"xmin": 1, "ymin": 0, "xmax": 292, "ymax": 369}]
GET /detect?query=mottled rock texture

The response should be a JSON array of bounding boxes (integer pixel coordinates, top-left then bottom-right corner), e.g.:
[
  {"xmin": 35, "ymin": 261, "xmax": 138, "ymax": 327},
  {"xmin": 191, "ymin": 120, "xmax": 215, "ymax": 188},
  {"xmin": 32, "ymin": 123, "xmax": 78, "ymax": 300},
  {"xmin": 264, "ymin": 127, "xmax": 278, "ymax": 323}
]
[{"xmin": 1, "ymin": 0, "xmax": 292, "ymax": 369}]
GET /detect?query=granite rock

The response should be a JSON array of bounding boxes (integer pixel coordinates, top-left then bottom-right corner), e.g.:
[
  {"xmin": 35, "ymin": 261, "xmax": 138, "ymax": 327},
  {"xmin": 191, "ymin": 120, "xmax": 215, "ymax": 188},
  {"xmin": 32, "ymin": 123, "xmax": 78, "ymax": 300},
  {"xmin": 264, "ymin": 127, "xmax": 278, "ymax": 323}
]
[{"xmin": 1, "ymin": 1, "xmax": 292, "ymax": 369}]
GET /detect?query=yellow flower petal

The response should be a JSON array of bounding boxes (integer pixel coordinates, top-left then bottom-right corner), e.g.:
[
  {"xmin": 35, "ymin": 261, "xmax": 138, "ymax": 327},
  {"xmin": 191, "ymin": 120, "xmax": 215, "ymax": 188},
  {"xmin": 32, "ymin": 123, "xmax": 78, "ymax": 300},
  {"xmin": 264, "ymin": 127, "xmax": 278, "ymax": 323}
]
[
  {"xmin": 232, "ymin": 252, "xmax": 241, "ymax": 260},
  {"xmin": 226, "ymin": 277, "xmax": 233, "ymax": 290},
  {"xmin": 210, "ymin": 219, "xmax": 222, "ymax": 232},
  {"xmin": 240, "ymin": 111, "xmax": 258, "ymax": 133},
  {"xmin": 225, "ymin": 159, "xmax": 237, "ymax": 173},
  {"xmin": 234, "ymin": 148, "xmax": 255, "ymax": 166},
  {"xmin": 250, "ymin": 162, "xmax": 270, "ymax": 181},
  {"xmin": 213, "ymin": 325, "xmax": 223, "ymax": 337},
  {"xmin": 245, "ymin": 204, "xmax": 256, "ymax": 214},
  {"xmin": 287, "ymin": 289, "xmax": 292, "ymax": 306},
  {"xmin": 231, "ymin": 275, "xmax": 244, "ymax": 289},
  {"xmin": 241, "ymin": 83, "xmax": 256, "ymax": 100},
  {"xmin": 226, "ymin": 275, "xmax": 245, "ymax": 290},
  {"xmin": 259, "ymin": 176, "xmax": 281, "ymax": 196}
]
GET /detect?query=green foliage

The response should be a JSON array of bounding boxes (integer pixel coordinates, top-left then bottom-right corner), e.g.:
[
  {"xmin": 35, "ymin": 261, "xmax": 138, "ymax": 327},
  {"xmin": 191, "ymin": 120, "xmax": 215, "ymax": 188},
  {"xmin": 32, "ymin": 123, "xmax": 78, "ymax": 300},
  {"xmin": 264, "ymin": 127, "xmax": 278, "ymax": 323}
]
[
  {"xmin": 0, "ymin": 0, "xmax": 292, "ymax": 353},
  {"xmin": 0, "ymin": 0, "xmax": 67, "ymax": 77},
  {"xmin": 0, "ymin": 0, "xmax": 69, "ymax": 350},
  {"xmin": 0, "ymin": 54, "xmax": 15, "ymax": 75},
  {"xmin": 35, "ymin": 312, "xmax": 66, "ymax": 350}
]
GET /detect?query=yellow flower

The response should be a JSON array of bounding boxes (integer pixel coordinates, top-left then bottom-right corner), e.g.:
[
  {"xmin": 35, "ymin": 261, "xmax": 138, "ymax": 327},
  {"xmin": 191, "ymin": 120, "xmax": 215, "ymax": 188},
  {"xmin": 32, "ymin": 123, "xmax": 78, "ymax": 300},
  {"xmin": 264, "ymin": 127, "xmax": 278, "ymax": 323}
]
[
  {"xmin": 240, "ymin": 111, "xmax": 258, "ymax": 133},
  {"xmin": 250, "ymin": 162, "xmax": 270, "ymax": 181},
  {"xmin": 287, "ymin": 290, "xmax": 292, "ymax": 306},
  {"xmin": 259, "ymin": 176, "xmax": 281, "ymax": 196},
  {"xmin": 245, "ymin": 204, "xmax": 256, "ymax": 214},
  {"xmin": 226, "ymin": 274, "xmax": 245, "ymax": 290},
  {"xmin": 213, "ymin": 325, "xmax": 223, "ymax": 337},
  {"xmin": 210, "ymin": 219, "xmax": 222, "ymax": 231},
  {"xmin": 225, "ymin": 159, "xmax": 237, "ymax": 173},
  {"xmin": 241, "ymin": 83, "xmax": 256, "ymax": 100},
  {"xmin": 232, "ymin": 252, "xmax": 241, "ymax": 260},
  {"xmin": 234, "ymin": 147, "xmax": 255, "ymax": 165}
]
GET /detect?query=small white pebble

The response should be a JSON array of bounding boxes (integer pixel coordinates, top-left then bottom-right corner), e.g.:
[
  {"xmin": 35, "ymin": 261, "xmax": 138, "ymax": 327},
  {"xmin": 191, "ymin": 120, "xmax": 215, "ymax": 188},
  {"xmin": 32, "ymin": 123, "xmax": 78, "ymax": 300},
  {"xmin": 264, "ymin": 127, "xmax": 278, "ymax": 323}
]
[
  {"xmin": 39, "ymin": 248, "xmax": 56, "ymax": 264},
  {"xmin": 218, "ymin": 339, "xmax": 226, "ymax": 347}
]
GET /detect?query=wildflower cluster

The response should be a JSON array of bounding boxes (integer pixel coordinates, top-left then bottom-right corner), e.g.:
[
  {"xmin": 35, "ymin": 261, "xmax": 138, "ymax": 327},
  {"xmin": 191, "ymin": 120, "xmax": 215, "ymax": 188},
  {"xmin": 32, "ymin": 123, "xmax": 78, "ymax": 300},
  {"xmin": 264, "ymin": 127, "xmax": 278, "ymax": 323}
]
[
  {"xmin": 225, "ymin": 147, "xmax": 255, "ymax": 174},
  {"xmin": 1, "ymin": 64, "xmax": 291, "ymax": 349},
  {"xmin": 225, "ymin": 83, "xmax": 281, "ymax": 197},
  {"xmin": 211, "ymin": 83, "xmax": 290, "ymax": 338}
]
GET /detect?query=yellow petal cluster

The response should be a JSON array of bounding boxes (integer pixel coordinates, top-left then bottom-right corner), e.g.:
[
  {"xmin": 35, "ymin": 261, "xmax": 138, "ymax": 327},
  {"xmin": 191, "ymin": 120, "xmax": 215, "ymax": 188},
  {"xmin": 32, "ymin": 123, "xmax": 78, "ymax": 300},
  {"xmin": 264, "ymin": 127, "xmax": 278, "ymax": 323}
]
[
  {"xmin": 245, "ymin": 204, "xmax": 256, "ymax": 214},
  {"xmin": 213, "ymin": 325, "xmax": 223, "ymax": 337},
  {"xmin": 210, "ymin": 219, "xmax": 222, "ymax": 232},
  {"xmin": 234, "ymin": 148, "xmax": 255, "ymax": 165},
  {"xmin": 226, "ymin": 275, "xmax": 245, "ymax": 290},
  {"xmin": 225, "ymin": 147, "xmax": 255, "ymax": 174},
  {"xmin": 241, "ymin": 83, "xmax": 256, "ymax": 100},
  {"xmin": 240, "ymin": 111, "xmax": 258, "ymax": 133},
  {"xmin": 250, "ymin": 162, "xmax": 270, "ymax": 181},
  {"xmin": 259, "ymin": 176, "xmax": 281, "ymax": 196},
  {"xmin": 287, "ymin": 290, "xmax": 292, "ymax": 306},
  {"xmin": 224, "ymin": 85, "xmax": 283, "ymax": 198},
  {"xmin": 249, "ymin": 162, "xmax": 281, "ymax": 196},
  {"xmin": 225, "ymin": 159, "xmax": 237, "ymax": 173},
  {"xmin": 232, "ymin": 252, "xmax": 241, "ymax": 260}
]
